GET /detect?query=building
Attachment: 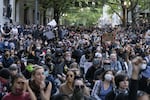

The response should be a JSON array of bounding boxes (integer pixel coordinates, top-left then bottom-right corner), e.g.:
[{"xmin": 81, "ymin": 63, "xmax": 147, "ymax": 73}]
[{"xmin": 0, "ymin": 0, "xmax": 53, "ymax": 26}]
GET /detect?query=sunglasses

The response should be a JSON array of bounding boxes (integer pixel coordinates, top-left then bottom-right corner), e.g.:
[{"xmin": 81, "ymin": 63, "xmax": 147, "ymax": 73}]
[
  {"xmin": 75, "ymin": 85, "xmax": 84, "ymax": 89},
  {"xmin": 66, "ymin": 74, "xmax": 73, "ymax": 78}
]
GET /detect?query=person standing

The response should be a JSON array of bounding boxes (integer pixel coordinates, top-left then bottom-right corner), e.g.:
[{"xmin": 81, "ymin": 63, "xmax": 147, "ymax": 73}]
[{"xmin": 91, "ymin": 70, "xmax": 115, "ymax": 100}]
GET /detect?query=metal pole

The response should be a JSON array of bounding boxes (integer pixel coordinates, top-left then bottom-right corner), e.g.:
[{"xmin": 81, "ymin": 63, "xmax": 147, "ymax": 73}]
[{"xmin": 35, "ymin": 0, "xmax": 38, "ymax": 24}]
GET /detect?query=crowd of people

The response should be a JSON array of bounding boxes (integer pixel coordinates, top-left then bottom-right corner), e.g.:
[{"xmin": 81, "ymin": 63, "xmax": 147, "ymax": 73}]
[{"xmin": 0, "ymin": 21, "xmax": 150, "ymax": 100}]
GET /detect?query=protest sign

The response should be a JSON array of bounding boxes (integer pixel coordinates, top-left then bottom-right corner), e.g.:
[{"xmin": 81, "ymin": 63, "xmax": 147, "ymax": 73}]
[{"xmin": 101, "ymin": 32, "xmax": 116, "ymax": 43}]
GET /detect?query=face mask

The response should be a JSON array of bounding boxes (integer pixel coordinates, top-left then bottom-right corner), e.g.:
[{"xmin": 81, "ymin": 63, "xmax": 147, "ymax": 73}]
[
  {"xmin": 104, "ymin": 74, "xmax": 112, "ymax": 81},
  {"xmin": 140, "ymin": 64, "xmax": 147, "ymax": 70},
  {"xmin": 46, "ymin": 58, "xmax": 51, "ymax": 62},
  {"xmin": 4, "ymin": 41, "xmax": 9, "ymax": 46},
  {"xmin": 44, "ymin": 70, "xmax": 49, "ymax": 77},
  {"xmin": 44, "ymin": 42, "xmax": 48, "ymax": 45},
  {"xmin": 36, "ymin": 46, "xmax": 41, "ymax": 50},
  {"xmin": 65, "ymin": 57, "xmax": 71, "ymax": 61},
  {"xmin": 74, "ymin": 87, "xmax": 84, "ymax": 98},
  {"xmin": 5, "ymin": 53, "xmax": 9, "ymax": 58},
  {"xmin": 93, "ymin": 59, "xmax": 100, "ymax": 65}
]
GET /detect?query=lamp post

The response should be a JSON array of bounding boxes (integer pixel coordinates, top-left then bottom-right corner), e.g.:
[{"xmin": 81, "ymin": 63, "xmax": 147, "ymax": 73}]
[
  {"xmin": 123, "ymin": 0, "xmax": 131, "ymax": 26},
  {"xmin": 123, "ymin": 1, "xmax": 131, "ymax": 27},
  {"xmin": 124, "ymin": 1, "xmax": 127, "ymax": 27},
  {"xmin": 122, "ymin": 1, "xmax": 127, "ymax": 27}
]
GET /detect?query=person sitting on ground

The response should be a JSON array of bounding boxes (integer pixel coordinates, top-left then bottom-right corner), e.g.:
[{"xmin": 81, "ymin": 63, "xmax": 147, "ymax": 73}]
[
  {"xmin": 2, "ymin": 73, "xmax": 36, "ymax": 100},
  {"xmin": 105, "ymin": 56, "xmax": 144, "ymax": 100},
  {"xmin": 9, "ymin": 64, "xmax": 19, "ymax": 78},
  {"xmin": 71, "ymin": 77, "xmax": 91, "ymax": 100},
  {"xmin": 59, "ymin": 70, "xmax": 75, "ymax": 97},
  {"xmin": 0, "ymin": 68, "xmax": 11, "ymax": 99},
  {"xmin": 109, "ymin": 53, "xmax": 122, "ymax": 73},
  {"xmin": 29, "ymin": 65, "xmax": 52, "ymax": 100},
  {"xmin": 91, "ymin": 70, "xmax": 115, "ymax": 100}
]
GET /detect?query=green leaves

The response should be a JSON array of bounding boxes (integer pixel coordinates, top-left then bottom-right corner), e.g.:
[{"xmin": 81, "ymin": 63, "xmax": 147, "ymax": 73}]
[{"xmin": 61, "ymin": 7, "xmax": 102, "ymax": 26}]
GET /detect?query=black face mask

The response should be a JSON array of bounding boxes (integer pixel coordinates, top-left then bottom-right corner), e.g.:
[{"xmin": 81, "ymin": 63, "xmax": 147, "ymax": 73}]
[
  {"xmin": 0, "ymin": 66, "xmax": 3, "ymax": 70},
  {"xmin": 56, "ymin": 53, "xmax": 62, "ymax": 57},
  {"xmin": 73, "ymin": 87, "xmax": 84, "ymax": 97},
  {"xmin": 5, "ymin": 54, "xmax": 9, "ymax": 58},
  {"xmin": 56, "ymin": 58, "xmax": 62, "ymax": 63},
  {"xmin": 46, "ymin": 58, "xmax": 51, "ymax": 62}
]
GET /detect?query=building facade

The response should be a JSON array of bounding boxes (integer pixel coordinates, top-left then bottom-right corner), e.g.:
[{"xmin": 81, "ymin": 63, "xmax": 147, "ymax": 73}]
[{"xmin": 0, "ymin": 0, "xmax": 53, "ymax": 26}]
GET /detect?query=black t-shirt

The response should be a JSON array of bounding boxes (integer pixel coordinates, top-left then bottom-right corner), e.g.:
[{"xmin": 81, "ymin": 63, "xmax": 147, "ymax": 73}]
[{"xmin": 29, "ymin": 80, "xmax": 49, "ymax": 100}]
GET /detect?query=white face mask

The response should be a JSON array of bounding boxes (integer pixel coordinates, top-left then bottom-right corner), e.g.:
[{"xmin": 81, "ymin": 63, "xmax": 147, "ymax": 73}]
[
  {"xmin": 44, "ymin": 42, "xmax": 48, "ymax": 45},
  {"xmin": 104, "ymin": 74, "xmax": 112, "ymax": 81},
  {"xmin": 4, "ymin": 41, "xmax": 9, "ymax": 46},
  {"xmin": 140, "ymin": 64, "xmax": 147, "ymax": 70},
  {"xmin": 65, "ymin": 57, "xmax": 71, "ymax": 61},
  {"xmin": 44, "ymin": 70, "xmax": 49, "ymax": 77},
  {"xmin": 36, "ymin": 46, "xmax": 41, "ymax": 50}
]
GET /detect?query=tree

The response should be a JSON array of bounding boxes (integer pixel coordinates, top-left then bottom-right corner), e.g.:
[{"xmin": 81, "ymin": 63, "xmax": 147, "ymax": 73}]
[
  {"xmin": 39, "ymin": 0, "xmax": 52, "ymax": 25},
  {"xmin": 40, "ymin": 0, "xmax": 75, "ymax": 25},
  {"xmin": 98, "ymin": 0, "xmax": 138, "ymax": 27},
  {"xmin": 39, "ymin": 0, "xmax": 73, "ymax": 25},
  {"xmin": 138, "ymin": 0, "xmax": 150, "ymax": 22},
  {"xmin": 127, "ymin": 0, "xmax": 139, "ymax": 26},
  {"xmin": 61, "ymin": 7, "xmax": 102, "ymax": 26},
  {"xmin": 39, "ymin": 0, "xmax": 104, "ymax": 25}
]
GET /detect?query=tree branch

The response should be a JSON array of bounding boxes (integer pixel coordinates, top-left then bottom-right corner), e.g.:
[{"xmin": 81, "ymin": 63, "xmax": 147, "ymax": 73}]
[
  {"xmin": 107, "ymin": 4, "xmax": 123, "ymax": 21},
  {"xmin": 107, "ymin": 1, "xmax": 120, "ymax": 6}
]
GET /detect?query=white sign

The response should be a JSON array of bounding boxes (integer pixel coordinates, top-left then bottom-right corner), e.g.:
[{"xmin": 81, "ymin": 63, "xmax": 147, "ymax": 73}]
[{"xmin": 47, "ymin": 19, "xmax": 57, "ymax": 27}]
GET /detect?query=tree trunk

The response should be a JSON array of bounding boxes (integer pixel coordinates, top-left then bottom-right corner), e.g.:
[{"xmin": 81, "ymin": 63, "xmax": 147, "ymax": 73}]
[
  {"xmin": 122, "ymin": 7, "xmax": 126, "ymax": 27},
  {"xmin": 121, "ymin": 0, "xmax": 127, "ymax": 27},
  {"xmin": 43, "ymin": 10, "xmax": 46, "ymax": 25}
]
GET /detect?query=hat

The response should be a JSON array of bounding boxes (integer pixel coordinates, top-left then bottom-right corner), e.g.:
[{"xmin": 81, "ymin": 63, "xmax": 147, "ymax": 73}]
[
  {"xmin": 26, "ymin": 64, "xmax": 34, "ymax": 72},
  {"xmin": 0, "ymin": 68, "xmax": 10, "ymax": 79},
  {"xmin": 9, "ymin": 64, "xmax": 18, "ymax": 71}
]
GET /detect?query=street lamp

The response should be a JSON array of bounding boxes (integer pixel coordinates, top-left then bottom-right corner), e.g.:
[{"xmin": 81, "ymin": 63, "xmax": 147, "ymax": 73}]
[
  {"xmin": 123, "ymin": 1, "xmax": 131, "ymax": 27},
  {"xmin": 124, "ymin": 1, "xmax": 127, "ymax": 27}
]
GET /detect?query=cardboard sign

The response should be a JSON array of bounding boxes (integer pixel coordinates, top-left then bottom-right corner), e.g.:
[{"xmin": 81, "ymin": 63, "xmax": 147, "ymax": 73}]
[
  {"xmin": 83, "ymin": 34, "xmax": 90, "ymax": 40},
  {"xmin": 101, "ymin": 32, "xmax": 116, "ymax": 43}
]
